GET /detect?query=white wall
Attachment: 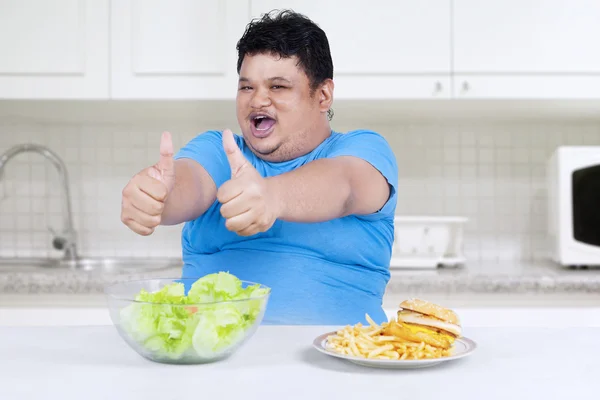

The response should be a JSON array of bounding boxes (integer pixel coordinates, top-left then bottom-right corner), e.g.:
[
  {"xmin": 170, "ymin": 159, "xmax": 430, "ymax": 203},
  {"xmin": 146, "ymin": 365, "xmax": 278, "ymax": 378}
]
[{"xmin": 1, "ymin": 108, "xmax": 599, "ymax": 263}]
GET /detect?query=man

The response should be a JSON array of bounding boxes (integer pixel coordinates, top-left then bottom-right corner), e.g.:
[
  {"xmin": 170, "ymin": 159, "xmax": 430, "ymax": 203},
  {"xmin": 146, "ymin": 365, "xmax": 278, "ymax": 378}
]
[{"xmin": 120, "ymin": 10, "xmax": 398, "ymax": 325}]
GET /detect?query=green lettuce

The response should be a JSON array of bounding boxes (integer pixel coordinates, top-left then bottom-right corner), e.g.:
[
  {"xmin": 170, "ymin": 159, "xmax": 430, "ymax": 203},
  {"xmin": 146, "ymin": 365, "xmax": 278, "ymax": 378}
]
[
  {"xmin": 192, "ymin": 304, "xmax": 246, "ymax": 357},
  {"xmin": 188, "ymin": 272, "xmax": 244, "ymax": 303},
  {"xmin": 118, "ymin": 272, "xmax": 269, "ymax": 360}
]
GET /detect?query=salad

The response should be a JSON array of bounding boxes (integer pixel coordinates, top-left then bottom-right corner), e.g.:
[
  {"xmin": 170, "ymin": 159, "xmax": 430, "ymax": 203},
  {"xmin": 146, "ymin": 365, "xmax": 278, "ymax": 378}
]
[{"xmin": 119, "ymin": 272, "xmax": 270, "ymax": 360}]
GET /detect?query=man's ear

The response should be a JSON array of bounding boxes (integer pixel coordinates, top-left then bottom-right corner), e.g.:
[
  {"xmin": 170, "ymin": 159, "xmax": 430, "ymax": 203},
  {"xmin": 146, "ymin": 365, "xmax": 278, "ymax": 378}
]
[{"xmin": 318, "ymin": 79, "xmax": 334, "ymax": 114}]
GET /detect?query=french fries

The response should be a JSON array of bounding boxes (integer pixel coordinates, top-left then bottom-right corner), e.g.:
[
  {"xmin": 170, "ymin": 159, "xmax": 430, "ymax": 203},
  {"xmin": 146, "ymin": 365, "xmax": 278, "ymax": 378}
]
[{"xmin": 325, "ymin": 314, "xmax": 453, "ymax": 360}]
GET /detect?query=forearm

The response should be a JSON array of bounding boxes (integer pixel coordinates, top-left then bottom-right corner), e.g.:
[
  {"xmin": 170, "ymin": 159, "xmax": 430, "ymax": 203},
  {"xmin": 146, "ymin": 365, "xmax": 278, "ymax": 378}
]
[
  {"xmin": 161, "ymin": 159, "xmax": 216, "ymax": 225},
  {"xmin": 266, "ymin": 158, "xmax": 353, "ymax": 223}
]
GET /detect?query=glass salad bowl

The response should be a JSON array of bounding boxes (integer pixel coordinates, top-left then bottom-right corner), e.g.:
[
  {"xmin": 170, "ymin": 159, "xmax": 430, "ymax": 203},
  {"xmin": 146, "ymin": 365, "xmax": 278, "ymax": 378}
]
[{"xmin": 104, "ymin": 273, "xmax": 271, "ymax": 364}]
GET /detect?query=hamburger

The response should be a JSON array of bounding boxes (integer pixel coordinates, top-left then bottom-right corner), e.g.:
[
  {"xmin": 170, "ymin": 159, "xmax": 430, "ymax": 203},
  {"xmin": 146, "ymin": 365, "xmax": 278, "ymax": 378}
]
[{"xmin": 384, "ymin": 298, "xmax": 462, "ymax": 350}]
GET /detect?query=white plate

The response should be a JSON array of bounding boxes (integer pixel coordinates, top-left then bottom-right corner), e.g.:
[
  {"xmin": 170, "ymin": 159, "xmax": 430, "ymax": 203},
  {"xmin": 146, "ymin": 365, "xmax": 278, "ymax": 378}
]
[{"xmin": 312, "ymin": 331, "xmax": 477, "ymax": 369}]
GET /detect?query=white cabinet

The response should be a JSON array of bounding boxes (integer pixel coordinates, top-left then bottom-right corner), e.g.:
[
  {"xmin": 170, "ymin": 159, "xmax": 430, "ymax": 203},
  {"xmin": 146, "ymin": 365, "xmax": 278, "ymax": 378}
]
[
  {"xmin": 110, "ymin": 0, "xmax": 250, "ymax": 99},
  {"xmin": 0, "ymin": 0, "xmax": 109, "ymax": 99},
  {"xmin": 2, "ymin": 1, "xmax": 600, "ymax": 101},
  {"xmin": 250, "ymin": 0, "xmax": 452, "ymax": 99},
  {"xmin": 453, "ymin": 0, "xmax": 600, "ymax": 98}
]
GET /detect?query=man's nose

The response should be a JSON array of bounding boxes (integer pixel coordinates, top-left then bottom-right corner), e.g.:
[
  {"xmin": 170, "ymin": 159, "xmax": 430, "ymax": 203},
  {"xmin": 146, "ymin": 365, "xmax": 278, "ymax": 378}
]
[{"xmin": 250, "ymin": 87, "xmax": 271, "ymax": 109}]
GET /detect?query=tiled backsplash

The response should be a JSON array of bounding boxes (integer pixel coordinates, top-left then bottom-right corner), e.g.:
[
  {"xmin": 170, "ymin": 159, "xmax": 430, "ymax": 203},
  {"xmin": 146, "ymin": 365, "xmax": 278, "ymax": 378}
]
[{"xmin": 1, "ymin": 115, "xmax": 599, "ymax": 263}]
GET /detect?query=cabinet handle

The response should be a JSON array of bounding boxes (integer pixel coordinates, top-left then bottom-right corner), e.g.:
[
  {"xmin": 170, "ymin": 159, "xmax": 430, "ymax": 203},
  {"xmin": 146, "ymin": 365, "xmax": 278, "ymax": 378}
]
[{"xmin": 461, "ymin": 81, "xmax": 470, "ymax": 93}]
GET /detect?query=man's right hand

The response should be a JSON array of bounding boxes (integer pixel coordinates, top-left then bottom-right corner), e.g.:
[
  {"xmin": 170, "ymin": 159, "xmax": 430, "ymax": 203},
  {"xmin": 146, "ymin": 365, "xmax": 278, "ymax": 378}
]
[{"xmin": 121, "ymin": 132, "xmax": 176, "ymax": 236}]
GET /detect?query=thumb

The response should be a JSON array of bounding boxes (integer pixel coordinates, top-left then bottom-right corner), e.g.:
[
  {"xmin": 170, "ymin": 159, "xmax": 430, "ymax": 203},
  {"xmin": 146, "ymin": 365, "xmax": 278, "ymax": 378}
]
[
  {"xmin": 222, "ymin": 129, "xmax": 249, "ymax": 177},
  {"xmin": 157, "ymin": 131, "xmax": 175, "ymax": 179}
]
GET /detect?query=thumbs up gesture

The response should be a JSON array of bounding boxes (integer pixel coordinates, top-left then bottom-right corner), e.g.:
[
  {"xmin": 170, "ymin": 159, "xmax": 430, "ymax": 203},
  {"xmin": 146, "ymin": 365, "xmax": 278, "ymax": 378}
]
[
  {"xmin": 217, "ymin": 129, "xmax": 279, "ymax": 236},
  {"xmin": 121, "ymin": 132, "xmax": 176, "ymax": 236}
]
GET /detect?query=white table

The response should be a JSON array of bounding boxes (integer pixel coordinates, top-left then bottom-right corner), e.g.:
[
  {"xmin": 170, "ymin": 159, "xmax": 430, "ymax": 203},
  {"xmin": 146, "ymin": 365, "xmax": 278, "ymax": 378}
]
[{"xmin": 1, "ymin": 322, "xmax": 598, "ymax": 400}]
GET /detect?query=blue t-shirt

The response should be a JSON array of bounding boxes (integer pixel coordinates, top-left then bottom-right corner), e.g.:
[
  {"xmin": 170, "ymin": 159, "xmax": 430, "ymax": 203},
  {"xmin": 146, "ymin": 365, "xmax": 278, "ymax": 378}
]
[{"xmin": 174, "ymin": 129, "xmax": 398, "ymax": 326}]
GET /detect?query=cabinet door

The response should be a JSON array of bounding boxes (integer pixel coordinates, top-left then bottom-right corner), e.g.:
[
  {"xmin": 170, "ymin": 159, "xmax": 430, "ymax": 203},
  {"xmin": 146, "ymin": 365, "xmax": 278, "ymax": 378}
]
[
  {"xmin": 453, "ymin": 0, "xmax": 600, "ymax": 98},
  {"xmin": 110, "ymin": 0, "xmax": 250, "ymax": 99},
  {"xmin": 0, "ymin": 0, "xmax": 109, "ymax": 99},
  {"xmin": 250, "ymin": 0, "xmax": 452, "ymax": 99}
]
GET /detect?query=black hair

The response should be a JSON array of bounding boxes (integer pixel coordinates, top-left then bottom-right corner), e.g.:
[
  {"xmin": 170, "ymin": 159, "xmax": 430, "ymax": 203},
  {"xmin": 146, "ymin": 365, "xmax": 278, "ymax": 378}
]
[{"xmin": 236, "ymin": 9, "xmax": 334, "ymax": 113}]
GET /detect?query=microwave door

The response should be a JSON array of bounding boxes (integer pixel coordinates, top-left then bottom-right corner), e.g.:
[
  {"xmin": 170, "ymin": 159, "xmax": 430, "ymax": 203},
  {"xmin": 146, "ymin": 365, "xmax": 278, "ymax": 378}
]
[{"xmin": 572, "ymin": 165, "xmax": 600, "ymax": 247}]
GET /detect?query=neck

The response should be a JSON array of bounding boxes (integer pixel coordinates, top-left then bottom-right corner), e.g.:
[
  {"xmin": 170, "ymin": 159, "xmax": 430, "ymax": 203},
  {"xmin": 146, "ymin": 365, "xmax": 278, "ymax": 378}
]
[{"xmin": 309, "ymin": 121, "xmax": 332, "ymax": 146}]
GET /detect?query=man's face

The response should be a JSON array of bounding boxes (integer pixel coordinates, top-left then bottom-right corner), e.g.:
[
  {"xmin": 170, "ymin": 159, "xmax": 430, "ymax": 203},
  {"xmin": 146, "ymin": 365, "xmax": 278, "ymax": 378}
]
[{"xmin": 236, "ymin": 53, "xmax": 327, "ymax": 162}]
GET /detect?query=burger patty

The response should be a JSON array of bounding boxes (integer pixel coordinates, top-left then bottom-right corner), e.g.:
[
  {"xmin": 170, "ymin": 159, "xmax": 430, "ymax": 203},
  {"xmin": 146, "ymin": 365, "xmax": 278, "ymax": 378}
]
[
  {"xmin": 396, "ymin": 310, "xmax": 462, "ymax": 337},
  {"xmin": 398, "ymin": 310, "xmax": 448, "ymax": 323}
]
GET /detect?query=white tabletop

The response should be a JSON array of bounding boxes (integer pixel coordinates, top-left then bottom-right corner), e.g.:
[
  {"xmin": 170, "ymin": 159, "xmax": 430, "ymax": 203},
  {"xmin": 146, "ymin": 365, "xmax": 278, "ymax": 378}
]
[{"xmin": 0, "ymin": 324, "xmax": 598, "ymax": 400}]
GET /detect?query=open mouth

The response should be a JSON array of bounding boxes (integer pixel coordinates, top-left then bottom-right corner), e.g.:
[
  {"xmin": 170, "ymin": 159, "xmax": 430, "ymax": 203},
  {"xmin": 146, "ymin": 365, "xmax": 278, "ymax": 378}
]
[
  {"xmin": 252, "ymin": 115, "xmax": 276, "ymax": 131},
  {"xmin": 250, "ymin": 114, "xmax": 276, "ymax": 138}
]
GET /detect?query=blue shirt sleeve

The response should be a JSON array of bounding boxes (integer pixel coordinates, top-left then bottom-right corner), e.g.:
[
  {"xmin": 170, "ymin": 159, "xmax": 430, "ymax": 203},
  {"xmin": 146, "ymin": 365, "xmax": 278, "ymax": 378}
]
[
  {"xmin": 325, "ymin": 129, "xmax": 398, "ymax": 220},
  {"xmin": 173, "ymin": 130, "xmax": 232, "ymax": 189}
]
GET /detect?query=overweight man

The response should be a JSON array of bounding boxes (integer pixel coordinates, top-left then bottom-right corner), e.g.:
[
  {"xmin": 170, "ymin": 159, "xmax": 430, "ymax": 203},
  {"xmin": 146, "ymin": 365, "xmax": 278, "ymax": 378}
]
[{"xmin": 120, "ymin": 10, "xmax": 398, "ymax": 325}]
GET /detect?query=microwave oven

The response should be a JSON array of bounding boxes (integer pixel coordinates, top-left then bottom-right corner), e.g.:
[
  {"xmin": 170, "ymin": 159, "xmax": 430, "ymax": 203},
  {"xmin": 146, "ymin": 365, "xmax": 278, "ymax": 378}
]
[{"xmin": 547, "ymin": 146, "xmax": 600, "ymax": 267}]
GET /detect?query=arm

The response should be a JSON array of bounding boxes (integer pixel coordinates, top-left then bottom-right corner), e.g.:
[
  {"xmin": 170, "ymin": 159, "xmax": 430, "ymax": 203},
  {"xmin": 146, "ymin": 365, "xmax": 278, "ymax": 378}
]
[
  {"xmin": 216, "ymin": 129, "xmax": 397, "ymax": 236},
  {"xmin": 121, "ymin": 131, "xmax": 220, "ymax": 236},
  {"xmin": 162, "ymin": 130, "xmax": 233, "ymax": 225},
  {"xmin": 160, "ymin": 159, "xmax": 217, "ymax": 225},
  {"xmin": 267, "ymin": 156, "xmax": 391, "ymax": 223}
]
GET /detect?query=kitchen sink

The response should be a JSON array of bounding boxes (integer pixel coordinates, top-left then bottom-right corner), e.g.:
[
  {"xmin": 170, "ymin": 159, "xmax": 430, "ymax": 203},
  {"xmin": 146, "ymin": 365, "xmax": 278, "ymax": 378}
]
[
  {"xmin": 0, "ymin": 257, "xmax": 183, "ymax": 273},
  {"xmin": 0, "ymin": 145, "xmax": 184, "ymax": 276}
]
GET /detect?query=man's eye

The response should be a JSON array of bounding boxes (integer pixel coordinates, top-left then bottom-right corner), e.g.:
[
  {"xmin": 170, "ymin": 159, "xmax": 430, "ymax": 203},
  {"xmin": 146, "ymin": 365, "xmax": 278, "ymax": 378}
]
[
  {"xmin": 239, "ymin": 86, "xmax": 252, "ymax": 91},
  {"xmin": 271, "ymin": 85, "xmax": 284, "ymax": 90}
]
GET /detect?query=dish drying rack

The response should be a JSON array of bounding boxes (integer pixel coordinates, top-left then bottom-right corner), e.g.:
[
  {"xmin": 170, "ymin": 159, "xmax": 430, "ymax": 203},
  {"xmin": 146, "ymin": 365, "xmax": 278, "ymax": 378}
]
[{"xmin": 390, "ymin": 216, "xmax": 468, "ymax": 269}]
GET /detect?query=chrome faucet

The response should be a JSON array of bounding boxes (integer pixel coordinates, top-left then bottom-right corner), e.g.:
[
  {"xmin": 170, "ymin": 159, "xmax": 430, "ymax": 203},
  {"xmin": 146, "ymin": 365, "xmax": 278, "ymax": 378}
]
[{"xmin": 0, "ymin": 144, "xmax": 78, "ymax": 262}]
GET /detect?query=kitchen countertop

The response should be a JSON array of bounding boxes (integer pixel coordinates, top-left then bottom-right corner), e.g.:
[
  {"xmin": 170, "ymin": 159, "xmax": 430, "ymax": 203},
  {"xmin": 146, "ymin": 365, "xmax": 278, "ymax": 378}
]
[
  {"xmin": 387, "ymin": 260, "xmax": 600, "ymax": 294},
  {"xmin": 1, "ymin": 320, "xmax": 598, "ymax": 399},
  {"xmin": 2, "ymin": 259, "xmax": 600, "ymax": 296}
]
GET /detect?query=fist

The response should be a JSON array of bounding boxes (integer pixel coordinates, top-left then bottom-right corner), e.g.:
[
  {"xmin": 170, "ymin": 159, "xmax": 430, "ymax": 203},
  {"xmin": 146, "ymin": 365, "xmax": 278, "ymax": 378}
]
[
  {"xmin": 217, "ymin": 129, "xmax": 279, "ymax": 236},
  {"xmin": 121, "ymin": 132, "xmax": 175, "ymax": 236}
]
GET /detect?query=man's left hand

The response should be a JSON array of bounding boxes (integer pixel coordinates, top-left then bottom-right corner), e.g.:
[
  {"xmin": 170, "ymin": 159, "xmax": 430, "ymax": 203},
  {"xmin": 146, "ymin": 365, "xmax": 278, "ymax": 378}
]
[{"xmin": 217, "ymin": 129, "xmax": 279, "ymax": 236}]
